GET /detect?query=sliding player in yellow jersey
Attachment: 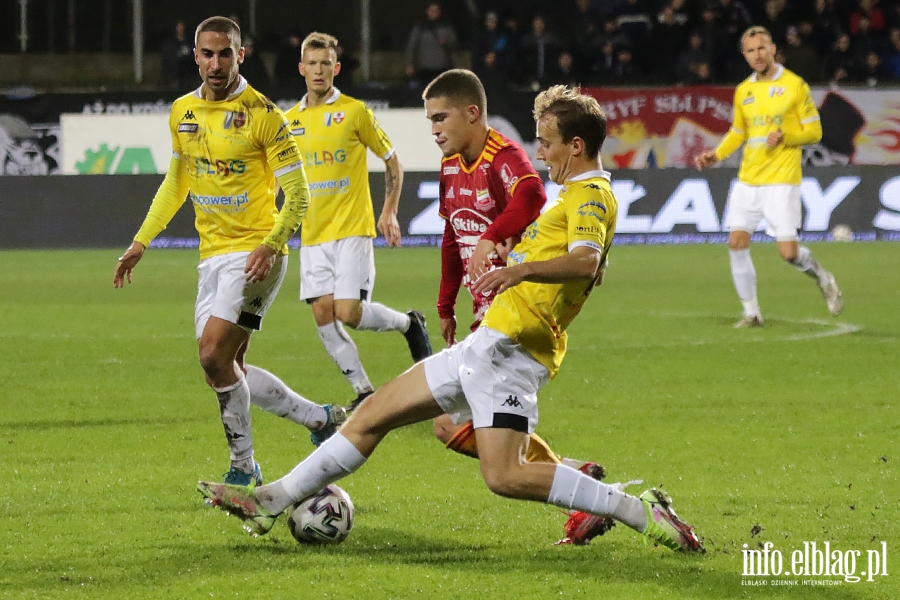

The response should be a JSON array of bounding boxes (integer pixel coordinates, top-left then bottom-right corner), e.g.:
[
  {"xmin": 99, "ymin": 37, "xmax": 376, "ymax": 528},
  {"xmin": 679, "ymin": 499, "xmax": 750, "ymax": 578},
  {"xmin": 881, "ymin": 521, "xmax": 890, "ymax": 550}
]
[
  {"xmin": 200, "ymin": 86, "xmax": 704, "ymax": 553},
  {"xmin": 114, "ymin": 17, "xmax": 346, "ymax": 489},
  {"xmin": 285, "ymin": 33, "xmax": 432, "ymax": 411},
  {"xmin": 696, "ymin": 26, "xmax": 842, "ymax": 328}
]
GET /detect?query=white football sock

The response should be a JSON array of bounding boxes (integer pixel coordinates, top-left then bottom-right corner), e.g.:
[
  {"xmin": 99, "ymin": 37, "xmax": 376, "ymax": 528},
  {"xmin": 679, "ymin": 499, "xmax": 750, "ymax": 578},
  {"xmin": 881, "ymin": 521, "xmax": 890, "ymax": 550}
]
[
  {"xmin": 729, "ymin": 249, "xmax": 760, "ymax": 315},
  {"xmin": 547, "ymin": 464, "xmax": 647, "ymax": 532},
  {"xmin": 356, "ymin": 302, "xmax": 411, "ymax": 333},
  {"xmin": 212, "ymin": 375, "xmax": 254, "ymax": 472},
  {"xmin": 317, "ymin": 322, "xmax": 373, "ymax": 395},
  {"xmin": 791, "ymin": 245, "xmax": 827, "ymax": 284},
  {"xmin": 245, "ymin": 365, "xmax": 328, "ymax": 430},
  {"xmin": 256, "ymin": 433, "xmax": 367, "ymax": 514}
]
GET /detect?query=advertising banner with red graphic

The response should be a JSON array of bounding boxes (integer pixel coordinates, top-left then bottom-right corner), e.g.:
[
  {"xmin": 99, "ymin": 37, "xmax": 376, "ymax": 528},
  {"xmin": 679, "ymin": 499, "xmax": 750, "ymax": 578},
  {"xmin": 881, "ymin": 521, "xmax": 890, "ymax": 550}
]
[{"xmin": 578, "ymin": 86, "xmax": 900, "ymax": 170}]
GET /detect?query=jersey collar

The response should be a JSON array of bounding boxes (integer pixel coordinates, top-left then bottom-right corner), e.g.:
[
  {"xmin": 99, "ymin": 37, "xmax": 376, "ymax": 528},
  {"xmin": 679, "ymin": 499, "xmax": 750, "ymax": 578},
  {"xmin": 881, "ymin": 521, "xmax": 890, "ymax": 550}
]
[
  {"xmin": 299, "ymin": 86, "xmax": 341, "ymax": 109},
  {"xmin": 192, "ymin": 76, "xmax": 248, "ymax": 101},
  {"xmin": 749, "ymin": 63, "xmax": 784, "ymax": 83},
  {"xmin": 567, "ymin": 169, "xmax": 611, "ymax": 183}
]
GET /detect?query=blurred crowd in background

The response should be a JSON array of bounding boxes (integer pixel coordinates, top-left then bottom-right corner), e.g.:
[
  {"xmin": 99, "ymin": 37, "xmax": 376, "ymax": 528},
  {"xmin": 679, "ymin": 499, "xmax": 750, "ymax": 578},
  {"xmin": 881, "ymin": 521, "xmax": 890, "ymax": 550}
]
[{"xmin": 11, "ymin": 0, "xmax": 900, "ymax": 91}]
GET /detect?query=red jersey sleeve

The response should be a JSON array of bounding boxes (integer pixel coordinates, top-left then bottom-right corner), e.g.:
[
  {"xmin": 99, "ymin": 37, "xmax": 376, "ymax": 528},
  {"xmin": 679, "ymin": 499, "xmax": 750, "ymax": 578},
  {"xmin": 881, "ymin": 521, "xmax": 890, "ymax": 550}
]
[
  {"xmin": 437, "ymin": 218, "xmax": 463, "ymax": 319},
  {"xmin": 481, "ymin": 146, "xmax": 545, "ymax": 244}
]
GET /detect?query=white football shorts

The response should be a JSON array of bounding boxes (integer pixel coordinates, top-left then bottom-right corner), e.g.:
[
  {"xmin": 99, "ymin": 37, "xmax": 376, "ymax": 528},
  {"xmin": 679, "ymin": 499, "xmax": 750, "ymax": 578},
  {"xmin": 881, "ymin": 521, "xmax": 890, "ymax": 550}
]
[
  {"xmin": 194, "ymin": 251, "xmax": 287, "ymax": 339},
  {"xmin": 423, "ymin": 327, "xmax": 549, "ymax": 434},
  {"xmin": 299, "ymin": 236, "xmax": 376, "ymax": 302},
  {"xmin": 726, "ymin": 182, "xmax": 802, "ymax": 240}
]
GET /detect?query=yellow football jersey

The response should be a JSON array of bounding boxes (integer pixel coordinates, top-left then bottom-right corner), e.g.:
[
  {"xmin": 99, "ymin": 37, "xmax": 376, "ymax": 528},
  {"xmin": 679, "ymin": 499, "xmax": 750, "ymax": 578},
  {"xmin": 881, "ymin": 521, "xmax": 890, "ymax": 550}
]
[
  {"xmin": 135, "ymin": 77, "xmax": 305, "ymax": 259},
  {"xmin": 285, "ymin": 88, "xmax": 394, "ymax": 246},
  {"xmin": 481, "ymin": 170, "xmax": 618, "ymax": 378},
  {"xmin": 715, "ymin": 65, "xmax": 821, "ymax": 185}
]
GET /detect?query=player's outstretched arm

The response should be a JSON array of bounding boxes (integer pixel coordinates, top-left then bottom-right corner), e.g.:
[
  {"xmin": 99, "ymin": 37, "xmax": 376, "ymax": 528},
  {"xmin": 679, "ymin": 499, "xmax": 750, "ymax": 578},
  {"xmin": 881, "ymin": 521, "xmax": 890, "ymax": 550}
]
[
  {"xmin": 113, "ymin": 241, "xmax": 146, "ymax": 288},
  {"xmin": 472, "ymin": 247, "xmax": 601, "ymax": 296},
  {"xmin": 377, "ymin": 153, "xmax": 404, "ymax": 247}
]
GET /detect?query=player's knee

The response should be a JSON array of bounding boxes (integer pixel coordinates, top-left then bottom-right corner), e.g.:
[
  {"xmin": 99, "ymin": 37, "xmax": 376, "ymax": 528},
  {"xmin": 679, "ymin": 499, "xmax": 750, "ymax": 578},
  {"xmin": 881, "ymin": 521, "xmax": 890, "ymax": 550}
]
[
  {"xmin": 781, "ymin": 248, "xmax": 798, "ymax": 262},
  {"xmin": 481, "ymin": 467, "xmax": 525, "ymax": 499},
  {"xmin": 198, "ymin": 342, "xmax": 228, "ymax": 377},
  {"xmin": 433, "ymin": 415, "xmax": 454, "ymax": 444},
  {"xmin": 334, "ymin": 302, "xmax": 362, "ymax": 328}
]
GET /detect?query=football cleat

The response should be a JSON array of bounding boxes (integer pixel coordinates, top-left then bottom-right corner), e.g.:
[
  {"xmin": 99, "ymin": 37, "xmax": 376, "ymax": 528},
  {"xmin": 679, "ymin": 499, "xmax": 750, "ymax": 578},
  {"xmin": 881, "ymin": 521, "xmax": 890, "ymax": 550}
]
[
  {"xmin": 578, "ymin": 462, "xmax": 606, "ymax": 481},
  {"xmin": 310, "ymin": 404, "xmax": 347, "ymax": 447},
  {"xmin": 557, "ymin": 511, "xmax": 616, "ymax": 545},
  {"xmin": 197, "ymin": 481, "xmax": 277, "ymax": 536},
  {"xmin": 203, "ymin": 462, "xmax": 263, "ymax": 507},
  {"xmin": 223, "ymin": 462, "xmax": 264, "ymax": 487},
  {"xmin": 639, "ymin": 488, "xmax": 704, "ymax": 552},
  {"xmin": 348, "ymin": 390, "xmax": 374, "ymax": 414},
  {"xmin": 734, "ymin": 314, "xmax": 764, "ymax": 328},
  {"xmin": 404, "ymin": 310, "xmax": 433, "ymax": 362},
  {"xmin": 819, "ymin": 273, "xmax": 843, "ymax": 316}
]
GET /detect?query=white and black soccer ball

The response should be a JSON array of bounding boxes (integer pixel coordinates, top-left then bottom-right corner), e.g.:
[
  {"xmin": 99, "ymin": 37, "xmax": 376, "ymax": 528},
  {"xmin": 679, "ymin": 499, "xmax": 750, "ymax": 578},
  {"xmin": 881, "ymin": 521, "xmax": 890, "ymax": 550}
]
[{"xmin": 287, "ymin": 484, "xmax": 354, "ymax": 544}]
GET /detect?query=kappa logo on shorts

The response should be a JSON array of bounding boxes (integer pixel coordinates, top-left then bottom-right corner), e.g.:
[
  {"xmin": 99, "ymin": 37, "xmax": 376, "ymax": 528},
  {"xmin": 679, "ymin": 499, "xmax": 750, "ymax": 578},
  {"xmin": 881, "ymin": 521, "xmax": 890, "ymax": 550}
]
[
  {"xmin": 501, "ymin": 394, "xmax": 523, "ymax": 408},
  {"xmin": 249, "ymin": 297, "xmax": 263, "ymax": 309}
]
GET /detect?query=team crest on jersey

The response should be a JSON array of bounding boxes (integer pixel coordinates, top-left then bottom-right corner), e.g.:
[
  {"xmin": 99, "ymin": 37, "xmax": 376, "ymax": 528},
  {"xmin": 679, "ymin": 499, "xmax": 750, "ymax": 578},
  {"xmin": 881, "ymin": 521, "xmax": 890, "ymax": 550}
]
[
  {"xmin": 223, "ymin": 111, "xmax": 246, "ymax": 129},
  {"xmin": 324, "ymin": 111, "xmax": 345, "ymax": 126},
  {"xmin": 475, "ymin": 188, "xmax": 494, "ymax": 211},
  {"xmin": 446, "ymin": 186, "xmax": 455, "ymax": 199},
  {"xmin": 769, "ymin": 86, "xmax": 785, "ymax": 97}
]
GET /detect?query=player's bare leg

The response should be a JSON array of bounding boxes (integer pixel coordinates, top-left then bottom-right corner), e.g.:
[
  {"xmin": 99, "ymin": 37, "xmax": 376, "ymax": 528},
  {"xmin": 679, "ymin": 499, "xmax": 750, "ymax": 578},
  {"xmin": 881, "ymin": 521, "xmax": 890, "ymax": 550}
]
[
  {"xmin": 728, "ymin": 230, "xmax": 763, "ymax": 327},
  {"xmin": 474, "ymin": 427, "xmax": 704, "ymax": 551},
  {"xmin": 778, "ymin": 239, "xmax": 843, "ymax": 316}
]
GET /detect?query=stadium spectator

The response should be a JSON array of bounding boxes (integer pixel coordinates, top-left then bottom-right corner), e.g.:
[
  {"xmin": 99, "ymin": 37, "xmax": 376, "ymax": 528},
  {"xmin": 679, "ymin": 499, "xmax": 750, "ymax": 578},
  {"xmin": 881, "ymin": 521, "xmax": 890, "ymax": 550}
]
[
  {"xmin": 851, "ymin": 14, "xmax": 887, "ymax": 57},
  {"xmin": 567, "ymin": 0, "xmax": 604, "ymax": 46},
  {"xmin": 615, "ymin": 0, "xmax": 653, "ymax": 48},
  {"xmin": 676, "ymin": 31, "xmax": 713, "ymax": 84},
  {"xmin": 649, "ymin": 0, "xmax": 690, "ymax": 82},
  {"xmin": 609, "ymin": 45, "xmax": 646, "ymax": 84},
  {"xmin": 861, "ymin": 49, "xmax": 884, "ymax": 85},
  {"xmin": 405, "ymin": 2, "xmax": 458, "ymax": 88},
  {"xmin": 160, "ymin": 20, "xmax": 195, "ymax": 90},
  {"xmin": 473, "ymin": 11, "xmax": 512, "ymax": 72},
  {"xmin": 809, "ymin": 0, "xmax": 842, "ymax": 57},
  {"xmin": 587, "ymin": 39, "xmax": 620, "ymax": 84},
  {"xmin": 200, "ymin": 79, "xmax": 705, "ymax": 555},
  {"xmin": 275, "ymin": 30, "xmax": 304, "ymax": 88},
  {"xmin": 284, "ymin": 32, "xmax": 432, "ymax": 411},
  {"xmin": 518, "ymin": 15, "xmax": 562, "ymax": 89},
  {"xmin": 333, "ymin": 42, "xmax": 361, "ymax": 90},
  {"xmin": 114, "ymin": 17, "xmax": 344, "ymax": 489},
  {"xmin": 546, "ymin": 49, "xmax": 583, "ymax": 86},
  {"xmin": 696, "ymin": 26, "xmax": 842, "ymax": 329},
  {"xmin": 781, "ymin": 25, "xmax": 823, "ymax": 83},
  {"xmin": 696, "ymin": 3, "xmax": 732, "ymax": 80},
  {"xmin": 823, "ymin": 32, "xmax": 864, "ymax": 83},
  {"xmin": 760, "ymin": 0, "xmax": 791, "ymax": 46},
  {"xmin": 883, "ymin": 27, "xmax": 900, "ymax": 80},
  {"xmin": 239, "ymin": 35, "xmax": 270, "ymax": 93},
  {"xmin": 850, "ymin": 0, "xmax": 886, "ymax": 35}
]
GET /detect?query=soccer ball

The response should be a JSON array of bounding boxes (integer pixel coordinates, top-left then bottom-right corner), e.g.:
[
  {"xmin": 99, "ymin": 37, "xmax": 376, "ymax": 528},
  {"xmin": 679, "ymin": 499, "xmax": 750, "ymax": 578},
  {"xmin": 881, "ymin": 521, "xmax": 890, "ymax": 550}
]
[
  {"xmin": 286, "ymin": 484, "xmax": 354, "ymax": 544},
  {"xmin": 831, "ymin": 224, "xmax": 853, "ymax": 242}
]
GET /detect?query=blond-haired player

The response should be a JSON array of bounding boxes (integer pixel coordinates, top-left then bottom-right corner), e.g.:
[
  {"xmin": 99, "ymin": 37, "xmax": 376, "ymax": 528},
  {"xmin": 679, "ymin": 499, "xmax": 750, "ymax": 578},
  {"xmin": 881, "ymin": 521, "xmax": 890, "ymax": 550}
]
[
  {"xmin": 285, "ymin": 32, "xmax": 432, "ymax": 411},
  {"xmin": 114, "ymin": 17, "xmax": 346, "ymax": 488},
  {"xmin": 696, "ymin": 26, "xmax": 842, "ymax": 327},
  {"xmin": 200, "ymin": 85, "xmax": 704, "ymax": 554}
]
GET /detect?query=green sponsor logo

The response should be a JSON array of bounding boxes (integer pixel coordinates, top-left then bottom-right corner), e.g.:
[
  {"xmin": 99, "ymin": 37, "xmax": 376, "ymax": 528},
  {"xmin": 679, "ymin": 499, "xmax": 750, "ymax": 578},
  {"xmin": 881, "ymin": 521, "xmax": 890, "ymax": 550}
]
[{"xmin": 75, "ymin": 144, "xmax": 157, "ymax": 174}]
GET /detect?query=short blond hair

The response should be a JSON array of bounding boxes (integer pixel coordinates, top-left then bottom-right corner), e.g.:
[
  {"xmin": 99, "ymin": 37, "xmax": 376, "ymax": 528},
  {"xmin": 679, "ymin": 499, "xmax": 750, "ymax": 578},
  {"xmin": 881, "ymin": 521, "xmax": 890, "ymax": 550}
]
[
  {"xmin": 533, "ymin": 85, "xmax": 607, "ymax": 159},
  {"xmin": 301, "ymin": 32, "xmax": 339, "ymax": 57},
  {"xmin": 741, "ymin": 26, "xmax": 773, "ymax": 45}
]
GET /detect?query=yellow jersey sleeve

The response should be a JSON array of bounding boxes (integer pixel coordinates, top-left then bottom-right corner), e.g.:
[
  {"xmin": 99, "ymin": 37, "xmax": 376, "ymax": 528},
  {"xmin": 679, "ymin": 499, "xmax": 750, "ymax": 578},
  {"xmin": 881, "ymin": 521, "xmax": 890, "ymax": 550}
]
[
  {"xmin": 715, "ymin": 85, "xmax": 748, "ymax": 161},
  {"xmin": 356, "ymin": 107, "xmax": 394, "ymax": 160},
  {"xmin": 783, "ymin": 81, "xmax": 822, "ymax": 147}
]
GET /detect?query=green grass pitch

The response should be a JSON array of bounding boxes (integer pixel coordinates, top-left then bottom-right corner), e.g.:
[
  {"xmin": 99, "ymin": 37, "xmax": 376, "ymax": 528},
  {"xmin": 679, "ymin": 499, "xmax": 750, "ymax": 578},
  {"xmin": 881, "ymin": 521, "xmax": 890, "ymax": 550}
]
[{"xmin": 0, "ymin": 243, "xmax": 896, "ymax": 599}]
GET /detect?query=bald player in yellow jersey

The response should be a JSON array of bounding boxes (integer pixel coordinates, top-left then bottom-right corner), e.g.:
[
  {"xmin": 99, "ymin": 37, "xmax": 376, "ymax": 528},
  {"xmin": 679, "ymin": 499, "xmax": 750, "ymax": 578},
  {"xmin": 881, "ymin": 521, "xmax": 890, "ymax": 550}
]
[
  {"xmin": 200, "ymin": 86, "xmax": 704, "ymax": 554},
  {"xmin": 114, "ymin": 17, "xmax": 347, "ymax": 489},
  {"xmin": 696, "ymin": 26, "xmax": 842, "ymax": 328},
  {"xmin": 285, "ymin": 33, "xmax": 432, "ymax": 410}
]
